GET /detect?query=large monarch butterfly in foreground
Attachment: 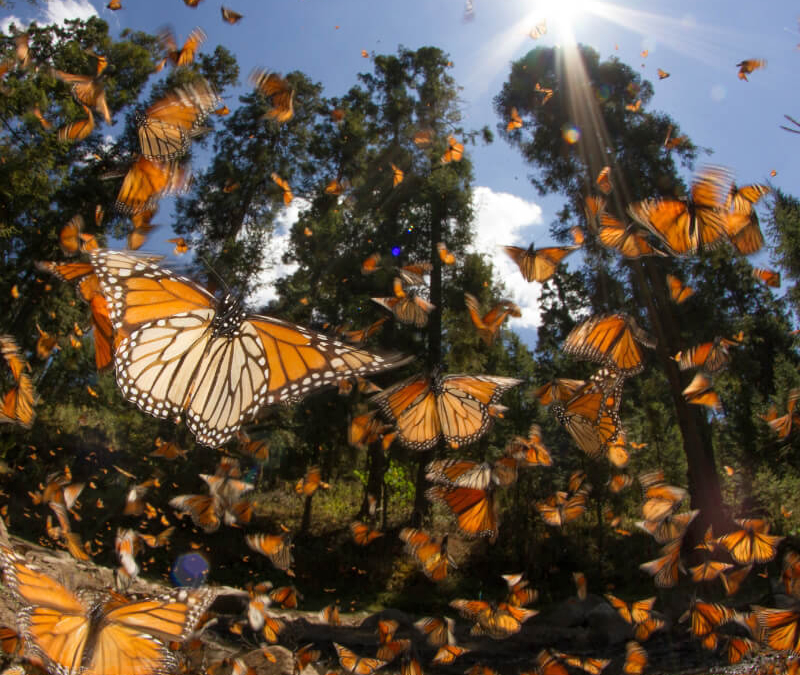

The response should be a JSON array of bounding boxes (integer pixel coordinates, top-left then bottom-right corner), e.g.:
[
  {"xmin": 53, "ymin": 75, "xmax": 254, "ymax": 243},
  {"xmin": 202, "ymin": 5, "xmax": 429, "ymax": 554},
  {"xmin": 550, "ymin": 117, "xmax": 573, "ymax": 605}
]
[
  {"xmin": 371, "ymin": 370, "xmax": 521, "ymax": 451},
  {"xmin": 0, "ymin": 544, "xmax": 216, "ymax": 675},
  {"xmin": 89, "ymin": 250, "xmax": 411, "ymax": 446}
]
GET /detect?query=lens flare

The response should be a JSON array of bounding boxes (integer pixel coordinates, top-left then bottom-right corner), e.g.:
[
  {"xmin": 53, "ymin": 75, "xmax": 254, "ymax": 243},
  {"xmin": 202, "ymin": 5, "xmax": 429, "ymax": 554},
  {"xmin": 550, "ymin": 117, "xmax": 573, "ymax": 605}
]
[{"xmin": 561, "ymin": 124, "xmax": 581, "ymax": 144}]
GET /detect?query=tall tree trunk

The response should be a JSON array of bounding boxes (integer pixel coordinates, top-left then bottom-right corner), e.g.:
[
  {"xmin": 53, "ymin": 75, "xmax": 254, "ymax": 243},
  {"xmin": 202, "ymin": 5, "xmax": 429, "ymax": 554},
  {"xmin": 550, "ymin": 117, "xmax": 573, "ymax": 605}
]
[
  {"xmin": 300, "ymin": 495, "xmax": 313, "ymax": 534},
  {"xmin": 411, "ymin": 199, "xmax": 446, "ymax": 526},
  {"xmin": 634, "ymin": 261, "xmax": 730, "ymax": 537},
  {"xmin": 361, "ymin": 441, "xmax": 386, "ymax": 518}
]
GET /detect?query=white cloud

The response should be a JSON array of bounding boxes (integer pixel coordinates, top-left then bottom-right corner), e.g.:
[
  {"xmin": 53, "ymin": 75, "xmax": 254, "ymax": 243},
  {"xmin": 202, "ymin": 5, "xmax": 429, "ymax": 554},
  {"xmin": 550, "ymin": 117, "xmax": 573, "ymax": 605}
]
[
  {"xmin": 248, "ymin": 200, "xmax": 304, "ymax": 308},
  {"xmin": 469, "ymin": 186, "xmax": 546, "ymax": 329},
  {"xmin": 1, "ymin": 16, "xmax": 27, "ymax": 34},
  {"xmin": 42, "ymin": 0, "xmax": 97, "ymax": 26}
]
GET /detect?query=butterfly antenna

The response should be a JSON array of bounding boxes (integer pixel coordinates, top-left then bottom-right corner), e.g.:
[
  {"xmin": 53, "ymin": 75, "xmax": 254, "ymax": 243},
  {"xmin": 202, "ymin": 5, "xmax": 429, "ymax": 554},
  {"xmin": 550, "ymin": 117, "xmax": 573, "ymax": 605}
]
[{"xmin": 199, "ymin": 255, "xmax": 234, "ymax": 297}]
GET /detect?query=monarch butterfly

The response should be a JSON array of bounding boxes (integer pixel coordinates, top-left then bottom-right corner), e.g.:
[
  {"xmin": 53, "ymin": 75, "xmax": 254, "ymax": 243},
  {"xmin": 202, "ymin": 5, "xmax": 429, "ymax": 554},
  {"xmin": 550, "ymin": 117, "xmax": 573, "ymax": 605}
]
[
  {"xmin": 0, "ymin": 544, "xmax": 216, "ymax": 675},
  {"xmin": 416, "ymin": 642, "xmax": 460, "ymax": 665},
  {"xmin": 270, "ymin": 172, "xmax": 293, "ymax": 205},
  {"xmin": 128, "ymin": 208, "xmax": 158, "ymax": 250},
  {"xmin": 295, "ymin": 465, "xmax": 329, "ymax": 496},
  {"xmin": 503, "ymin": 242, "xmax": 579, "ymax": 282},
  {"xmin": 348, "ymin": 410, "xmax": 394, "ymax": 449},
  {"xmin": 437, "ymin": 241, "xmax": 456, "ymax": 265},
  {"xmin": 0, "ymin": 370, "xmax": 35, "ymax": 429},
  {"xmin": 663, "ymin": 125, "xmax": 689, "ymax": 150},
  {"xmin": 269, "ymin": 585, "xmax": 301, "ymax": 609},
  {"xmin": 36, "ymin": 261, "xmax": 114, "ymax": 371},
  {"xmin": 351, "ymin": 521, "xmax": 383, "ymax": 546},
  {"xmin": 451, "ymin": 599, "xmax": 535, "ymax": 639},
  {"xmin": 464, "ymin": 293, "xmax": 520, "ymax": 346},
  {"xmin": 90, "ymin": 250, "xmax": 409, "ymax": 446},
  {"xmin": 676, "ymin": 335, "xmax": 741, "ymax": 374},
  {"xmin": 584, "ymin": 195, "xmax": 606, "ymax": 231},
  {"xmin": 729, "ymin": 218, "xmax": 765, "ymax": 255},
  {"xmin": 376, "ymin": 638, "xmax": 410, "ymax": 662},
  {"xmin": 640, "ymin": 472, "xmax": 687, "ymax": 522},
  {"xmin": 736, "ymin": 59, "xmax": 766, "ymax": 81},
  {"xmin": 58, "ymin": 215, "xmax": 85, "ymax": 256},
  {"xmin": 536, "ymin": 492, "xmax": 587, "ymax": 528},
  {"xmin": 597, "ymin": 213, "xmax": 666, "ymax": 259},
  {"xmin": 137, "ymin": 79, "xmax": 219, "ymax": 160},
  {"xmin": 667, "ymin": 274, "xmax": 694, "ymax": 303},
  {"xmin": 657, "ymin": 68, "xmax": 670, "ymax": 79},
  {"xmin": 325, "ymin": 178, "xmax": 346, "ymax": 195},
  {"xmin": 160, "ymin": 27, "xmax": 206, "ymax": 67},
  {"xmin": 535, "ymin": 81, "xmax": 554, "ymax": 104},
  {"xmin": 51, "ymin": 70, "xmax": 112, "ymax": 125},
  {"xmin": 556, "ymin": 652, "xmax": 610, "ymax": 675},
  {"xmin": 719, "ymin": 563, "xmax": 752, "ymax": 597},
  {"xmin": 639, "ymin": 539, "xmax": 683, "ymax": 588},
  {"xmin": 428, "ymin": 480, "xmax": 499, "ymax": 537},
  {"xmin": 635, "ymin": 509, "xmax": 698, "ymax": 544},
  {"xmin": 293, "ymin": 644, "xmax": 321, "ymax": 673},
  {"xmin": 414, "ymin": 616, "xmax": 455, "ymax": 647},
  {"xmin": 251, "ymin": 69, "xmax": 294, "ymax": 123},
  {"xmin": 628, "ymin": 166, "xmax": 734, "ymax": 255},
  {"xmin": 334, "ymin": 643, "xmax": 387, "ymax": 675},
  {"xmin": 608, "ymin": 473, "xmax": 633, "ymax": 493},
  {"xmin": 552, "ymin": 372, "xmax": 624, "ymax": 458},
  {"xmin": 391, "ymin": 163, "xmax": 404, "ymax": 187},
  {"xmin": 246, "ymin": 533, "xmax": 293, "ymax": 571},
  {"xmin": 170, "ymin": 494, "xmax": 220, "ymax": 532},
  {"xmin": 342, "ymin": 318, "xmax": 388, "ymax": 346},
  {"xmin": 529, "ymin": 20, "xmax": 547, "ymax": 38},
  {"xmin": 682, "ymin": 373, "xmax": 722, "ymax": 411},
  {"xmin": 0, "ymin": 335, "xmax": 28, "ymax": 382},
  {"xmin": 371, "ymin": 291, "xmax": 435, "ymax": 327},
  {"xmin": 505, "ymin": 424, "xmax": 552, "ymax": 467},
  {"xmin": 572, "ymin": 572, "xmax": 588, "ymax": 601},
  {"xmin": 626, "ymin": 100, "xmax": 642, "ymax": 113},
  {"xmin": 564, "ymin": 313, "xmax": 655, "ymax": 376},
  {"xmin": 604, "ymin": 594, "xmax": 656, "ymax": 626},
  {"xmin": 115, "ymin": 156, "xmax": 190, "ymax": 215},
  {"xmin": 726, "ymin": 183, "xmax": 770, "ymax": 220},
  {"xmin": 689, "ymin": 559, "xmax": 733, "ymax": 583},
  {"xmin": 717, "ymin": 520, "xmax": 783, "ymax": 564},
  {"xmin": 596, "ymin": 166, "xmax": 613, "ymax": 194},
  {"xmin": 535, "ymin": 650, "xmax": 569, "ymax": 675},
  {"xmin": 168, "ymin": 237, "xmax": 189, "ymax": 255},
  {"xmin": 685, "ymin": 600, "xmax": 732, "ymax": 639},
  {"xmin": 372, "ymin": 370, "xmax": 520, "ymax": 451},
  {"xmin": 413, "ymin": 128, "xmax": 434, "ymax": 147},
  {"xmin": 753, "ymin": 267, "xmax": 780, "ymax": 287},
  {"xmin": 622, "ymin": 642, "xmax": 647, "ymax": 675},
  {"xmin": 221, "ymin": 6, "xmax": 243, "ymax": 23},
  {"xmin": 57, "ymin": 105, "xmax": 94, "ymax": 143},
  {"xmin": 506, "ymin": 107, "xmax": 522, "ymax": 131},
  {"xmin": 399, "ymin": 528, "xmax": 454, "ymax": 581},
  {"xmin": 107, "ymin": 0, "xmax": 122, "ymax": 8},
  {"xmin": 534, "ymin": 378, "xmax": 586, "ymax": 405},
  {"xmin": 440, "ymin": 135, "xmax": 463, "ymax": 164},
  {"xmin": 395, "ymin": 261, "xmax": 432, "ymax": 286}
]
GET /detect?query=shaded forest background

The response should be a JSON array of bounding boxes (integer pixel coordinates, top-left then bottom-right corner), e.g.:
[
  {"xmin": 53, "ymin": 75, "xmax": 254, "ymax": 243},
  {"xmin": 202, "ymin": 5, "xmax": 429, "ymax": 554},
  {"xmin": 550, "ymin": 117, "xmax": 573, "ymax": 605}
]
[{"xmin": 1, "ymin": 15, "xmax": 800, "ymax": 622}]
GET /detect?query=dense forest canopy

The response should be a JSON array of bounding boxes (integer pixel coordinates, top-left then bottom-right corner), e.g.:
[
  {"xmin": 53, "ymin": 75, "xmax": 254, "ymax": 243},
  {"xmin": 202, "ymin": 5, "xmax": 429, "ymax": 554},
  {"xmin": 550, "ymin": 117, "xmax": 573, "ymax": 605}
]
[{"xmin": 0, "ymin": 10, "xmax": 799, "ymax": 675}]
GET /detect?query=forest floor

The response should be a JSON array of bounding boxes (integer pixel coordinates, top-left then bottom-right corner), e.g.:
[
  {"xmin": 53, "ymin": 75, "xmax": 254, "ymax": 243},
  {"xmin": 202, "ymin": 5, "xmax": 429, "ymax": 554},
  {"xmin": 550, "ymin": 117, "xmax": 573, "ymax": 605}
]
[{"xmin": 0, "ymin": 531, "xmax": 754, "ymax": 675}]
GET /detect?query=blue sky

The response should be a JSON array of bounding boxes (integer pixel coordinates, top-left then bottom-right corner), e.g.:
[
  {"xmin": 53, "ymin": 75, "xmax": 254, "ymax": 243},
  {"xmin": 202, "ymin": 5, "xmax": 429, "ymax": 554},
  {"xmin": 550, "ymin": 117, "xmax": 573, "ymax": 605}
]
[{"xmin": 3, "ymin": 0, "xmax": 798, "ymax": 345}]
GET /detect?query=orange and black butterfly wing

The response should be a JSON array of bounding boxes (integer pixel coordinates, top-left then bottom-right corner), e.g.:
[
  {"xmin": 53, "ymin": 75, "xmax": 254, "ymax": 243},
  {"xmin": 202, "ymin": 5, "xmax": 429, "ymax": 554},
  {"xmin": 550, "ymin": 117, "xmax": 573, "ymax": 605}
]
[
  {"xmin": 372, "ymin": 374, "xmax": 439, "ymax": 451},
  {"xmin": 0, "ymin": 545, "xmax": 91, "ymax": 674},
  {"xmin": 426, "ymin": 485, "xmax": 496, "ymax": 540}
]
